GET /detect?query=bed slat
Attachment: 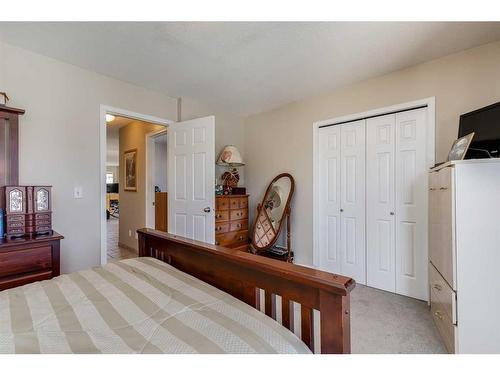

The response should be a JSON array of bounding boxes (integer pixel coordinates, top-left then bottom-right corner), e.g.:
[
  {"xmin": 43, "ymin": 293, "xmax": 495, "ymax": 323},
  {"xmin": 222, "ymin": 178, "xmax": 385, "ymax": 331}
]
[
  {"xmin": 301, "ymin": 305, "xmax": 314, "ymax": 352},
  {"xmin": 281, "ymin": 297, "xmax": 292, "ymax": 331},
  {"xmin": 265, "ymin": 292, "xmax": 276, "ymax": 319}
]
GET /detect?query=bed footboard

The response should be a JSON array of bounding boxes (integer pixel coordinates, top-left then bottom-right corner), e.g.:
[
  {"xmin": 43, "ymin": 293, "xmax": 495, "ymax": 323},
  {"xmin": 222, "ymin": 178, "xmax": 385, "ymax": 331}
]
[{"xmin": 137, "ymin": 228, "xmax": 355, "ymax": 354}]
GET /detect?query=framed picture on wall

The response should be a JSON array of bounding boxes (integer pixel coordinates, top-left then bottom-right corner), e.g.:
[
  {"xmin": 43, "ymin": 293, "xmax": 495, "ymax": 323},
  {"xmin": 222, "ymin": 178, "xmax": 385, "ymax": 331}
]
[{"xmin": 124, "ymin": 148, "xmax": 137, "ymax": 191}]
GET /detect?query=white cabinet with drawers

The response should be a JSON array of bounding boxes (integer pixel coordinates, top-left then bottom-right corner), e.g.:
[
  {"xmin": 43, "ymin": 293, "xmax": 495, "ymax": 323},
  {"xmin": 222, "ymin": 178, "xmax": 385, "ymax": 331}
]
[{"xmin": 429, "ymin": 159, "xmax": 500, "ymax": 353}]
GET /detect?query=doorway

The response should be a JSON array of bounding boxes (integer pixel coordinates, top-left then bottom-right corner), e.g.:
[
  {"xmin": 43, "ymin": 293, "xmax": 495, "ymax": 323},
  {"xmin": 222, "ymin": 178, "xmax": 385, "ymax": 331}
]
[
  {"xmin": 100, "ymin": 105, "xmax": 172, "ymax": 265},
  {"xmin": 145, "ymin": 128, "xmax": 168, "ymax": 232}
]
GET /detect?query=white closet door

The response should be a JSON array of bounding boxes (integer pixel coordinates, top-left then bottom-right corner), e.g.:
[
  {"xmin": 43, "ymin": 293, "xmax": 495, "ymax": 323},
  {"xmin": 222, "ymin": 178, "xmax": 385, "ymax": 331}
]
[
  {"xmin": 340, "ymin": 120, "xmax": 366, "ymax": 284},
  {"xmin": 366, "ymin": 114, "xmax": 396, "ymax": 292},
  {"xmin": 318, "ymin": 125, "xmax": 341, "ymax": 273},
  {"xmin": 395, "ymin": 108, "xmax": 428, "ymax": 300}
]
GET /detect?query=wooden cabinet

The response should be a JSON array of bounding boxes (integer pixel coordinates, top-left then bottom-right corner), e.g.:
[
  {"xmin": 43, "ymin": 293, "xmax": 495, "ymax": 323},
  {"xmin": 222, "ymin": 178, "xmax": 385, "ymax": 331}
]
[
  {"xmin": 154, "ymin": 192, "xmax": 168, "ymax": 232},
  {"xmin": 0, "ymin": 231, "xmax": 63, "ymax": 290},
  {"xmin": 215, "ymin": 195, "xmax": 249, "ymax": 250},
  {"xmin": 429, "ymin": 160, "xmax": 500, "ymax": 353}
]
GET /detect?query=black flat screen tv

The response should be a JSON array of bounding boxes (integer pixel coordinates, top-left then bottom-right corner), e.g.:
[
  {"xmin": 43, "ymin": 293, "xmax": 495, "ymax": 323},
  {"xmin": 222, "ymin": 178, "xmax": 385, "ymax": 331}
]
[{"xmin": 459, "ymin": 101, "xmax": 500, "ymax": 158}]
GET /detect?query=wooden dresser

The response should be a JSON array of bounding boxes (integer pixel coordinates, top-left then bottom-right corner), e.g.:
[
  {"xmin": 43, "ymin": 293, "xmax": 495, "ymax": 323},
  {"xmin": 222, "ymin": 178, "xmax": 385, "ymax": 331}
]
[
  {"xmin": 215, "ymin": 195, "xmax": 249, "ymax": 251},
  {"xmin": 0, "ymin": 232, "xmax": 63, "ymax": 290}
]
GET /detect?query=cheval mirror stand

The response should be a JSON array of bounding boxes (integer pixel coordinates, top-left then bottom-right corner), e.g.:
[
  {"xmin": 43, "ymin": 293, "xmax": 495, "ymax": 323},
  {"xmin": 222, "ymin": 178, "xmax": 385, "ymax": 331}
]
[{"xmin": 250, "ymin": 173, "xmax": 294, "ymax": 263}]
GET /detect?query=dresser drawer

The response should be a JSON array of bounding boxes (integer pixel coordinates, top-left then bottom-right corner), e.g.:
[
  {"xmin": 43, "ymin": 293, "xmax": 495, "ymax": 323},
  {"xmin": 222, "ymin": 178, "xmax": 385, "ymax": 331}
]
[
  {"xmin": 0, "ymin": 246, "xmax": 52, "ymax": 278},
  {"xmin": 6, "ymin": 214, "xmax": 24, "ymax": 222},
  {"xmin": 229, "ymin": 198, "xmax": 240, "ymax": 210},
  {"xmin": 230, "ymin": 208, "xmax": 248, "ymax": 221},
  {"xmin": 230, "ymin": 220, "xmax": 247, "ymax": 232},
  {"xmin": 215, "ymin": 210, "xmax": 229, "ymax": 222},
  {"xmin": 216, "ymin": 230, "xmax": 248, "ymax": 247},
  {"xmin": 7, "ymin": 221, "xmax": 25, "ymax": 229},
  {"xmin": 35, "ymin": 213, "xmax": 51, "ymax": 220},
  {"xmin": 216, "ymin": 197, "xmax": 229, "ymax": 211},
  {"xmin": 215, "ymin": 222, "xmax": 230, "ymax": 234},
  {"xmin": 239, "ymin": 197, "xmax": 248, "ymax": 208},
  {"xmin": 431, "ymin": 288, "xmax": 455, "ymax": 353},
  {"xmin": 429, "ymin": 263, "xmax": 455, "ymax": 323}
]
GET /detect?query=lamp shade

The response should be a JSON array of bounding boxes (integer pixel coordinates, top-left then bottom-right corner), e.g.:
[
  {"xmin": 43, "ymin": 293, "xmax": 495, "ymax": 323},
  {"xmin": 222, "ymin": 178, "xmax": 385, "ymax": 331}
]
[{"xmin": 216, "ymin": 145, "xmax": 245, "ymax": 166}]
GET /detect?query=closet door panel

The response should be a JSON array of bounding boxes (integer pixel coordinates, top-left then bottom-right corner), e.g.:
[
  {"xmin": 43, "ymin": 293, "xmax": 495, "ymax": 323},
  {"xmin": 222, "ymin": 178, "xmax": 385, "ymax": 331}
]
[
  {"xmin": 318, "ymin": 126, "xmax": 341, "ymax": 273},
  {"xmin": 340, "ymin": 120, "xmax": 366, "ymax": 284},
  {"xmin": 395, "ymin": 108, "xmax": 429, "ymax": 300},
  {"xmin": 366, "ymin": 114, "xmax": 396, "ymax": 292}
]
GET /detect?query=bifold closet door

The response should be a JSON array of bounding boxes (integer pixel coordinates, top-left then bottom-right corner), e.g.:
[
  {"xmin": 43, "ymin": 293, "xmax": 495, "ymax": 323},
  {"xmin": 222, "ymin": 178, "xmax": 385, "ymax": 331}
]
[
  {"xmin": 318, "ymin": 125, "xmax": 341, "ymax": 274},
  {"xmin": 394, "ymin": 108, "xmax": 428, "ymax": 300},
  {"xmin": 318, "ymin": 119, "xmax": 366, "ymax": 283},
  {"xmin": 340, "ymin": 120, "xmax": 366, "ymax": 284},
  {"xmin": 366, "ymin": 114, "xmax": 396, "ymax": 292}
]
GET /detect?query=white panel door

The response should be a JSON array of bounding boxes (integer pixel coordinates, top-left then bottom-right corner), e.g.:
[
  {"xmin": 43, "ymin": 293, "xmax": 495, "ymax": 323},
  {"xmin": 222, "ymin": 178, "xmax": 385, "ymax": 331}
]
[
  {"xmin": 318, "ymin": 125, "xmax": 341, "ymax": 273},
  {"xmin": 395, "ymin": 108, "xmax": 428, "ymax": 300},
  {"xmin": 366, "ymin": 114, "xmax": 396, "ymax": 292},
  {"xmin": 167, "ymin": 116, "xmax": 215, "ymax": 244},
  {"xmin": 340, "ymin": 120, "xmax": 366, "ymax": 284}
]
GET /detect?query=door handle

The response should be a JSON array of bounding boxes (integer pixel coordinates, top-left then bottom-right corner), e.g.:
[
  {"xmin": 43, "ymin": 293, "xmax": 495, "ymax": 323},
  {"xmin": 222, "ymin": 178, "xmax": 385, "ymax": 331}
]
[{"xmin": 203, "ymin": 207, "xmax": 211, "ymax": 213}]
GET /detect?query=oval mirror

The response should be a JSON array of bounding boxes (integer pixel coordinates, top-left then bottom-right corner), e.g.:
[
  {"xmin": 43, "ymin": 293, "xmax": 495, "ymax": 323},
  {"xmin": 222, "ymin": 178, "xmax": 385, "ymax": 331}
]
[{"xmin": 251, "ymin": 173, "xmax": 295, "ymax": 253}]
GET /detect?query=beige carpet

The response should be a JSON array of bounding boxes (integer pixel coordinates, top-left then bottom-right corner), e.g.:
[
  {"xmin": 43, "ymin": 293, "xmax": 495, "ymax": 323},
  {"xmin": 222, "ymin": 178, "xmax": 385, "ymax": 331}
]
[{"xmin": 351, "ymin": 284, "xmax": 446, "ymax": 353}]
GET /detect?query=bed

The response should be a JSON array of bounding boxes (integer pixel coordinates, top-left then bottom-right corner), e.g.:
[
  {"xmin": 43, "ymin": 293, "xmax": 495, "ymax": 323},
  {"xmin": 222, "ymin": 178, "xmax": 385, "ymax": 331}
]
[{"xmin": 0, "ymin": 229, "xmax": 354, "ymax": 354}]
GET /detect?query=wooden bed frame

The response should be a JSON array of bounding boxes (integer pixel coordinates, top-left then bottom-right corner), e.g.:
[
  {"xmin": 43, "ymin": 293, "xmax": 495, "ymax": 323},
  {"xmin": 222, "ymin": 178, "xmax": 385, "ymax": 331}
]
[{"xmin": 138, "ymin": 228, "xmax": 355, "ymax": 354}]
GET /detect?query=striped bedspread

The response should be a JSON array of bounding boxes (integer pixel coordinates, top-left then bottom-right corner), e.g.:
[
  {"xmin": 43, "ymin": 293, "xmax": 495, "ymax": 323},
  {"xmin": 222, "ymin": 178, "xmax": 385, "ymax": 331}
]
[{"xmin": 0, "ymin": 257, "xmax": 310, "ymax": 354}]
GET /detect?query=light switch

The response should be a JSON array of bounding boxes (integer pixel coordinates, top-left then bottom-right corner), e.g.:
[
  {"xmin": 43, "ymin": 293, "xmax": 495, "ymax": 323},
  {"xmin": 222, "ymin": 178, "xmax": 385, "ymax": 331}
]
[{"xmin": 74, "ymin": 187, "xmax": 83, "ymax": 199}]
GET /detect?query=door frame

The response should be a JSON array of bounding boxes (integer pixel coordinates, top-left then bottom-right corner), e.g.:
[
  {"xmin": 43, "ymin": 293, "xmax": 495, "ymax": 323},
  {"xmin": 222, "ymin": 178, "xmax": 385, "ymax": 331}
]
[
  {"xmin": 99, "ymin": 104, "xmax": 173, "ymax": 265},
  {"xmin": 145, "ymin": 128, "xmax": 168, "ymax": 230},
  {"xmin": 312, "ymin": 97, "xmax": 435, "ymax": 269}
]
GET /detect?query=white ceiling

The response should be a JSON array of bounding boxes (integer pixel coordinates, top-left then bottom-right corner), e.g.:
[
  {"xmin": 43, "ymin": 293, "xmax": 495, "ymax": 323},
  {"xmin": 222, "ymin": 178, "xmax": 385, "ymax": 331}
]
[{"xmin": 2, "ymin": 22, "xmax": 500, "ymax": 116}]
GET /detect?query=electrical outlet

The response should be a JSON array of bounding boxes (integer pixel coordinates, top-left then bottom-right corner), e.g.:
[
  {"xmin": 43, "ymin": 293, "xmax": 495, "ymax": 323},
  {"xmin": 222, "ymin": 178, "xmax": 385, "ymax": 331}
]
[
  {"xmin": 73, "ymin": 187, "xmax": 83, "ymax": 199},
  {"xmin": 128, "ymin": 229, "xmax": 132, "ymax": 237}
]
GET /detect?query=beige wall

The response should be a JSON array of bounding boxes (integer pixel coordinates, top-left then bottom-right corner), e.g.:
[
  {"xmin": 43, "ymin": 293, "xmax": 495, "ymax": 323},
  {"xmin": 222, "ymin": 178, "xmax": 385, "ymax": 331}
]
[
  {"xmin": 244, "ymin": 40, "xmax": 500, "ymax": 266},
  {"xmin": 118, "ymin": 121, "xmax": 165, "ymax": 250},
  {"xmin": 0, "ymin": 41, "xmax": 178, "ymax": 273}
]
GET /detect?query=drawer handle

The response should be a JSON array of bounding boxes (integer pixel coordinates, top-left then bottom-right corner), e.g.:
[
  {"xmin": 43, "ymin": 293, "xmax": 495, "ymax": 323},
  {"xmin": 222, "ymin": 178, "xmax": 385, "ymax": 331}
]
[
  {"xmin": 433, "ymin": 284, "xmax": 442, "ymax": 291},
  {"xmin": 429, "ymin": 188, "xmax": 437, "ymax": 191},
  {"xmin": 238, "ymin": 236, "xmax": 244, "ymax": 241},
  {"xmin": 439, "ymin": 187, "xmax": 448, "ymax": 190},
  {"xmin": 236, "ymin": 224, "xmax": 241, "ymax": 228},
  {"xmin": 215, "ymin": 241, "xmax": 220, "ymax": 246},
  {"xmin": 216, "ymin": 226, "xmax": 222, "ymax": 231},
  {"xmin": 434, "ymin": 311, "xmax": 444, "ymax": 320}
]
